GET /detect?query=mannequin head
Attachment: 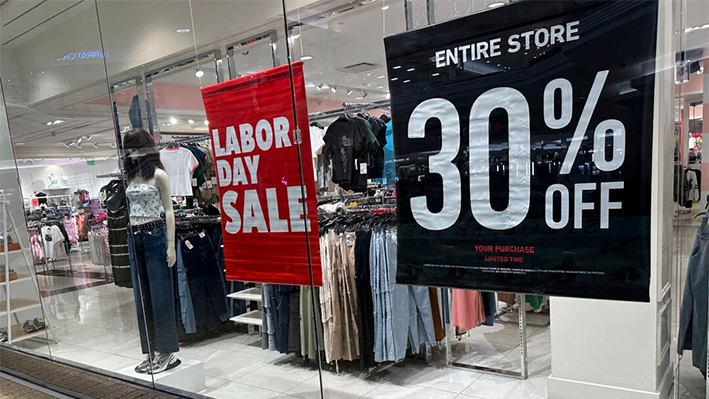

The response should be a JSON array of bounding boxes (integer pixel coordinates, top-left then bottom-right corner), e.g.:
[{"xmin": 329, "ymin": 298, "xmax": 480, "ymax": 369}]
[{"xmin": 123, "ymin": 128, "xmax": 164, "ymax": 181}]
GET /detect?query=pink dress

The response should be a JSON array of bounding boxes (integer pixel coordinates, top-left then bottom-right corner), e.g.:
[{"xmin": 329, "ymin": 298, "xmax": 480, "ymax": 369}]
[{"xmin": 452, "ymin": 289, "xmax": 486, "ymax": 329}]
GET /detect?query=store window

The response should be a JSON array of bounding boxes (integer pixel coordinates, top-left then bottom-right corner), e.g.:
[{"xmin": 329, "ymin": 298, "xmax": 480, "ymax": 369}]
[{"xmin": 1, "ymin": 1, "xmax": 707, "ymax": 399}]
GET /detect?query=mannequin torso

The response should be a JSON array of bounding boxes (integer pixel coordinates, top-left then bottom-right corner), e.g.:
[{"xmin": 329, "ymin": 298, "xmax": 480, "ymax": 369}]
[{"xmin": 127, "ymin": 168, "xmax": 176, "ymax": 266}]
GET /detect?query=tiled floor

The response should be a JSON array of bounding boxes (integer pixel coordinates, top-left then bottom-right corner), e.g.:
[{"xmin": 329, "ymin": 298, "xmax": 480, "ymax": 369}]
[{"xmin": 13, "ymin": 249, "xmax": 549, "ymax": 399}]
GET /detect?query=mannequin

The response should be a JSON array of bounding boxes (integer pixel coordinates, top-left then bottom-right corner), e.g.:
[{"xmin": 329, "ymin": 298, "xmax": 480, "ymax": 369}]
[{"xmin": 123, "ymin": 128, "xmax": 180, "ymax": 374}]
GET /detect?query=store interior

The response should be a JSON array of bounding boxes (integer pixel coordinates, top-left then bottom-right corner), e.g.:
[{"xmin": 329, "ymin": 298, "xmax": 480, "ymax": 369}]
[{"xmin": 0, "ymin": 0, "xmax": 707, "ymax": 398}]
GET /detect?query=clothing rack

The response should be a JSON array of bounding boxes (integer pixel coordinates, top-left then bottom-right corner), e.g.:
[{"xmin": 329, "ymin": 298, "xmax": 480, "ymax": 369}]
[
  {"xmin": 159, "ymin": 135, "xmax": 210, "ymax": 149},
  {"xmin": 308, "ymin": 100, "xmax": 391, "ymax": 122},
  {"xmin": 96, "ymin": 173, "xmax": 123, "ymax": 179},
  {"xmin": 30, "ymin": 218, "xmax": 74, "ymax": 276},
  {"xmin": 448, "ymin": 292, "xmax": 529, "ymax": 379}
]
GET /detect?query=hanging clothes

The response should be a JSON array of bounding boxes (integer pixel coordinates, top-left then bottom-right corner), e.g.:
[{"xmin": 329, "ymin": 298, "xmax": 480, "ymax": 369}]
[
  {"xmin": 452, "ymin": 289, "xmax": 486, "ymax": 330},
  {"xmin": 300, "ymin": 286, "xmax": 324, "ymax": 360},
  {"xmin": 63, "ymin": 216, "xmax": 79, "ymax": 245},
  {"xmin": 429, "ymin": 288, "xmax": 445, "ymax": 341},
  {"xmin": 101, "ymin": 180, "xmax": 131, "ymax": 288},
  {"xmin": 355, "ymin": 230, "xmax": 375, "ymax": 368},
  {"xmin": 679, "ymin": 213, "xmax": 709, "ymax": 375},
  {"xmin": 319, "ymin": 230, "xmax": 360, "ymax": 363},
  {"xmin": 323, "ymin": 114, "xmax": 379, "ymax": 192},
  {"xmin": 526, "ymin": 295, "xmax": 545, "ymax": 312},
  {"xmin": 370, "ymin": 229, "xmax": 435, "ymax": 363},
  {"xmin": 262, "ymin": 284, "xmax": 277, "ymax": 351},
  {"xmin": 41, "ymin": 224, "xmax": 65, "ymax": 260},
  {"xmin": 29, "ymin": 228, "xmax": 44, "ymax": 264},
  {"xmin": 178, "ymin": 233, "xmax": 229, "ymax": 331},
  {"xmin": 159, "ymin": 147, "xmax": 200, "ymax": 197}
]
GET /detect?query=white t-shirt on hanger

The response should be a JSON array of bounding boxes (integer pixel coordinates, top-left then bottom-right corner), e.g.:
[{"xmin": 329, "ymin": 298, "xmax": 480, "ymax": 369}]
[{"xmin": 159, "ymin": 147, "xmax": 200, "ymax": 196}]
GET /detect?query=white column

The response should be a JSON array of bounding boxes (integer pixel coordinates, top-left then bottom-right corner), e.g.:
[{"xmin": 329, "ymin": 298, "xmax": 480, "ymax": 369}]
[{"xmin": 547, "ymin": 2, "xmax": 674, "ymax": 398}]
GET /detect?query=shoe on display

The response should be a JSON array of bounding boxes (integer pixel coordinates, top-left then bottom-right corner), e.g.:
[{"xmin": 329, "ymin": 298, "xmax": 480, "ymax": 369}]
[
  {"xmin": 134, "ymin": 353, "xmax": 153, "ymax": 374},
  {"xmin": 33, "ymin": 318, "xmax": 46, "ymax": 330},
  {"xmin": 23, "ymin": 320, "xmax": 38, "ymax": 333},
  {"xmin": 149, "ymin": 352, "xmax": 181, "ymax": 374}
]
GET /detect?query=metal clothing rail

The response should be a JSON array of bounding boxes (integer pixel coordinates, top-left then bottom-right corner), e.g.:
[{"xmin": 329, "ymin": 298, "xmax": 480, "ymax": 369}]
[
  {"xmin": 96, "ymin": 173, "xmax": 122, "ymax": 179},
  {"xmin": 158, "ymin": 135, "xmax": 210, "ymax": 148},
  {"xmin": 447, "ymin": 292, "xmax": 529, "ymax": 379},
  {"xmin": 308, "ymin": 100, "xmax": 391, "ymax": 122}
]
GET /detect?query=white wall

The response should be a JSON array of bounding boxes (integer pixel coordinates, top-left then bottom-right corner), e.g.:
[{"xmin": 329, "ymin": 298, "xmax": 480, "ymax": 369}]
[{"xmin": 17, "ymin": 159, "xmax": 121, "ymax": 201}]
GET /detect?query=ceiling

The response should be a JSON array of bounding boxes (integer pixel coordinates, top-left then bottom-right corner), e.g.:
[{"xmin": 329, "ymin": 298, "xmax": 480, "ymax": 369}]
[{"xmin": 0, "ymin": 0, "xmax": 707, "ymax": 159}]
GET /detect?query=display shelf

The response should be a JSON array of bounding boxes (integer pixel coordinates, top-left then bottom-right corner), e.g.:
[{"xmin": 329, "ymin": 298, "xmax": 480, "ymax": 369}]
[
  {"xmin": 227, "ymin": 287, "xmax": 262, "ymax": 302},
  {"xmin": 0, "ymin": 298, "xmax": 42, "ymax": 316},
  {"xmin": 0, "ymin": 274, "xmax": 32, "ymax": 287},
  {"xmin": 229, "ymin": 309, "xmax": 263, "ymax": 326},
  {"xmin": 8, "ymin": 323, "xmax": 49, "ymax": 343}
]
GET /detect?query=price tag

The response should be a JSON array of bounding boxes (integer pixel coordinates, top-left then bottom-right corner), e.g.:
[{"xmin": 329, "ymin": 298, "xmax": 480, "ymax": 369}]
[
  {"xmin": 199, "ymin": 232, "xmax": 206, "ymax": 239},
  {"xmin": 384, "ymin": 0, "xmax": 657, "ymax": 302},
  {"xmin": 359, "ymin": 163, "xmax": 368, "ymax": 174},
  {"xmin": 185, "ymin": 240, "xmax": 194, "ymax": 250}
]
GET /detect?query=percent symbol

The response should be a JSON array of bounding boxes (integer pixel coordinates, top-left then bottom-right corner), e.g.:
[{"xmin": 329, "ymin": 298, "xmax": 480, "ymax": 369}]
[{"xmin": 544, "ymin": 70, "xmax": 626, "ymax": 174}]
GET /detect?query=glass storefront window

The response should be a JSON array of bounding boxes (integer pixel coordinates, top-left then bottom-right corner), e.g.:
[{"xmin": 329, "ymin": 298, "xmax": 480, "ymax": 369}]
[{"xmin": 0, "ymin": 1, "xmax": 707, "ymax": 398}]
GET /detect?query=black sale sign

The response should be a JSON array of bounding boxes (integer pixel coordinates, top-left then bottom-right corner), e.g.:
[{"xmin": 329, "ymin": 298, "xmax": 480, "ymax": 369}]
[{"xmin": 384, "ymin": 0, "xmax": 658, "ymax": 302}]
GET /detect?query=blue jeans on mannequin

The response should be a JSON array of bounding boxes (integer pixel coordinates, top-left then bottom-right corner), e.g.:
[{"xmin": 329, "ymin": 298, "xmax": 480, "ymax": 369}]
[{"xmin": 128, "ymin": 226, "xmax": 180, "ymax": 355}]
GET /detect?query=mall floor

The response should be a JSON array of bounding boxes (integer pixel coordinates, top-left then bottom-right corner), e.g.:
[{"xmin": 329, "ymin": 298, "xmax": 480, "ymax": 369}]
[{"xmin": 11, "ymin": 220, "xmax": 707, "ymax": 399}]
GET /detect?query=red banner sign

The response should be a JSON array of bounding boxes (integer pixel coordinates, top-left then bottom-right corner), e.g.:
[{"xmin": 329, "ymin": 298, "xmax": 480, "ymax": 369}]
[{"xmin": 201, "ymin": 62, "xmax": 321, "ymax": 286}]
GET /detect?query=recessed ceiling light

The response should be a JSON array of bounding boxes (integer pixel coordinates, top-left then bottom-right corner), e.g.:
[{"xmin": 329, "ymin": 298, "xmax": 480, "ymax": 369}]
[
  {"xmin": 188, "ymin": 119, "xmax": 195, "ymax": 124},
  {"xmin": 204, "ymin": 120, "xmax": 209, "ymax": 126},
  {"xmin": 170, "ymin": 117, "xmax": 178, "ymax": 124},
  {"xmin": 391, "ymin": 77, "xmax": 398, "ymax": 81},
  {"xmin": 382, "ymin": 5, "xmax": 389, "ymax": 10},
  {"xmin": 407, "ymin": 68, "xmax": 415, "ymax": 72},
  {"xmin": 195, "ymin": 70, "xmax": 205, "ymax": 78},
  {"xmin": 16, "ymin": 142, "xmax": 25, "ymax": 146},
  {"xmin": 176, "ymin": 28, "xmax": 191, "ymax": 33},
  {"xmin": 403, "ymin": 79, "xmax": 411, "ymax": 83},
  {"xmin": 488, "ymin": 1, "xmax": 505, "ymax": 8},
  {"xmin": 377, "ymin": 75, "xmax": 385, "ymax": 79},
  {"xmin": 46, "ymin": 122, "xmax": 53, "ymax": 126},
  {"xmin": 300, "ymin": 55, "xmax": 313, "ymax": 61},
  {"xmin": 393, "ymin": 66, "xmax": 401, "ymax": 69},
  {"xmin": 377, "ymin": 86, "xmax": 384, "ymax": 89},
  {"xmin": 386, "ymin": 93, "xmax": 390, "ymax": 99},
  {"xmin": 432, "ymin": 72, "xmax": 440, "ymax": 77}
]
